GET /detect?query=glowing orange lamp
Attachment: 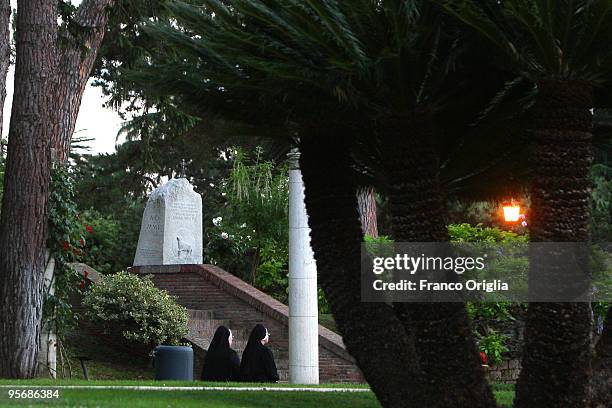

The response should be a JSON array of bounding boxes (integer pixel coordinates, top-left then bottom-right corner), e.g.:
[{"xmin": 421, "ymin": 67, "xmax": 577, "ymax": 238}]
[{"xmin": 502, "ymin": 201, "xmax": 521, "ymax": 222}]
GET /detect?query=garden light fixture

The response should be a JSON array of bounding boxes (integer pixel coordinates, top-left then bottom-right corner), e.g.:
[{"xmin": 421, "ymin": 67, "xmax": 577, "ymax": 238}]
[{"xmin": 503, "ymin": 201, "xmax": 521, "ymax": 222}]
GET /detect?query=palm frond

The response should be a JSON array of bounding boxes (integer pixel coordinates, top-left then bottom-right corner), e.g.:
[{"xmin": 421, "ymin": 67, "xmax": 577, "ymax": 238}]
[{"xmin": 435, "ymin": 0, "xmax": 612, "ymax": 83}]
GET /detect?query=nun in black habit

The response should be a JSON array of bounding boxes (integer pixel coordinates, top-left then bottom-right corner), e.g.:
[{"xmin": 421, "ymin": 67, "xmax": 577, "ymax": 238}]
[
  {"xmin": 201, "ymin": 326, "xmax": 240, "ymax": 381},
  {"xmin": 239, "ymin": 324, "xmax": 279, "ymax": 383}
]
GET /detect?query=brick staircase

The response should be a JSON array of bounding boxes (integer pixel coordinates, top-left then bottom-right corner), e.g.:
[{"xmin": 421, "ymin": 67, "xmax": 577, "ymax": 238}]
[{"xmin": 129, "ymin": 264, "xmax": 364, "ymax": 383}]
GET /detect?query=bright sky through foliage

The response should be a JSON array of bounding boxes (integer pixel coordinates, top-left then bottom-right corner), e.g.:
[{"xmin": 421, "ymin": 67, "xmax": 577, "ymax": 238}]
[{"xmin": 1, "ymin": 0, "xmax": 124, "ymax": 154}]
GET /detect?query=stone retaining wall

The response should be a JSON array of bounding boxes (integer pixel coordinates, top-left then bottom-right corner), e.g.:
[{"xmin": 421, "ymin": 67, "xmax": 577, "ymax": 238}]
[{"xmin": 483, "ymin": 359, "xmax": 521, "ymax": 384}]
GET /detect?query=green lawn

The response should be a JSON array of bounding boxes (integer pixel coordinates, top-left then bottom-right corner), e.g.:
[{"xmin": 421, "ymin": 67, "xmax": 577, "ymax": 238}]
[
  {"xmin": 62, "ymin": 329, "xmax": 153, "ymax": 380},
  {"xmin": 0, "ymin": 380, "xmax": 515, "ymax": 407},
  {"xmin": 491, "ymin": 384, "xmax": 515, "ymax": 407},
  {"xmin": 318, "ymin": 314, "xmax": 338, "ymax": 333},
  {"xmin": 0, "ymin": 379, "xmax": 370, "ymax": 388},
  {"xmin": 0, "ymin": 389, "xmax": 376, "ymax": 408}
]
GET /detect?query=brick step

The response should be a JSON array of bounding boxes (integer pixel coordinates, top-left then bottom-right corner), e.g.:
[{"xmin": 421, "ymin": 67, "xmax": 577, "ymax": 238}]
[
  {"xmin": 188, "ymin": 318, "xmax": 228, "ymax": 332},
  {"xmin": 187, "ymin": 318, "xmax": 229, "ymax": 348},
  {"xmin": 188, "ymin": 309, "xmax": 215, "ymax": 320}
]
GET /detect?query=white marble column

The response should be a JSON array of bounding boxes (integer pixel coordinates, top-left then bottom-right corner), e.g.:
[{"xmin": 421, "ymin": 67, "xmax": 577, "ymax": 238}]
[{"xmin": 288, "ymin": 148, "xmax": 319, "ymax": 384}]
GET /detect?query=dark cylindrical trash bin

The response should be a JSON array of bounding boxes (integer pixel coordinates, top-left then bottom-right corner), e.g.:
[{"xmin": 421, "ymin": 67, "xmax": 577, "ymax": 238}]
[{"xmin": 153, "ymin": 345, "xmax": 193, "ymax": 381}]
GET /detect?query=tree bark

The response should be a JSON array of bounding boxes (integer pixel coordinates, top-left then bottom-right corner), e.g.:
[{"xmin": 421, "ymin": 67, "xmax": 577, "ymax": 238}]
[
  {"xmin": 515, "ymin": 80, "xmax": 594, "ymax": 408},
  {"xmin": 0, "ymin": 0, "xmax": 58, "ymax": 378},
  {"xmin": 0, "ymin": 0, "xmax": 10, "ymax": 137},
  {"xmin": 592, "ymin": 307, "xmax": 611, "ymax": 408},
  {"xmin": 53, "ymin": 0, "xmax": 116, "ymax": 161},
  {"xmin": 382, "ymin": 114, "xmax": 496, "ymax": 408},
  {"xmin": 357, "ymin": 186, "xmax": 378, "ymax": 238},
  {"xmin": 299, "ymin": 131, "xmax": 420, "ymax": 407}
]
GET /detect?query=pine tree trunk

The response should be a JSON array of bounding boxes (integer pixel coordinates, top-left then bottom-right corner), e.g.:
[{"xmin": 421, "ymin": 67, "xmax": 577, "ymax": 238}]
[
  {"xmin": 299, "ymin": 131, "xmax": 420, "ymax": 407},
  {"xmin": 592, "ymin": 307, "xmax": 611, "ymax": 408},
  {"xmin": 357, "ymin": 186, "xmax": 378, "ymax": 238},
  {"xmin": 0, "ymin": 0, "xmax": 58, "ymax": 378},
  {"xmin": 53, "ymin": 0, "xmax": 116, "ymax": 161},
  {"xmin": 383, "ymin": 114, "xmax": 496, "ymax": 408},
  {"xmin": 514, "ymin": 80, "xmax": 594, "ymax": 408},
  {"xmin": 0, "ymin": 0, "xmax": 10, "ymax": 136}
]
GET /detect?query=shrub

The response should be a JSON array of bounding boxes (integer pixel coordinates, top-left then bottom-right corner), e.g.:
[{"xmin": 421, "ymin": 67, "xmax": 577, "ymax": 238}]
[
  {"xmin": 476, "ymin": 329, "xmax": 510, "ymax": 366},
  {"xmin": 450, "ymin": 223, "xmax": 527, "ymax": 361},
  {"xmin": 83, "ymin": 271, "xmax": 189, "ymax": 350},
  {"xmin": 255, "ymin": 244, "xmax": 289, "ymax": 303},
  {"xmin": 78, "ymin": 208, "xmax": 143, "ymax": 275},
  {"xmin": 363, "ymin": 234, "xmax": 395, "ymax": 258},
  {"xmin": 448, "ymin": 223, "xmax": 527, "ymax": 243}
]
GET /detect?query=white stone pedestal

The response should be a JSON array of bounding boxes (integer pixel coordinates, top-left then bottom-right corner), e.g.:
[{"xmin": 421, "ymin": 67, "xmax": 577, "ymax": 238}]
[
  {"xmin": 38, "ymin": 250, "xmax": 57, "ymax": 378},
  {"xmin": 288, "ymin": 149, "xmax": 319, "ymax": 384}
]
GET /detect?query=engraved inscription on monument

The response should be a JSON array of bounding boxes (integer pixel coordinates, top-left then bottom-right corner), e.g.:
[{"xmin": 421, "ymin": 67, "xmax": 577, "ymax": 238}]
[{"xmin": 133, "ymin": 178, "xmax": 203, "ymax": 266}]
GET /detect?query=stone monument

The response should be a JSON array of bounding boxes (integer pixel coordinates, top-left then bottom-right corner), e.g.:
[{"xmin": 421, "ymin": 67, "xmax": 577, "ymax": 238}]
[{"xmin": 133, "ymin": 178, "xmax": 203, "ymax": 266}]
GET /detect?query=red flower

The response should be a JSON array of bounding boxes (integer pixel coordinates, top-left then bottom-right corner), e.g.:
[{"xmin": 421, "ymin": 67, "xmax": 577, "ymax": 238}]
[
  {"xmin": 79, "ymin": 238, "xmax": 85, "ymax": 247},
  {"xmin": 62, "ymin": 241, "xmax": 69, "ymax": 251},
  {"xmin": 85, "ymin": 225, "xmax": 93, "ymax": 233},
  {"xmin": 79, "ymin": 281, "xmax": 86, "ymax": 290},
  {"xmin": 84, "ymin": 270, "xmax": 89, "ymax": 278},
  {"xmin": 480, "ymin": 352, "xmax": 488, "ymax": 365}
]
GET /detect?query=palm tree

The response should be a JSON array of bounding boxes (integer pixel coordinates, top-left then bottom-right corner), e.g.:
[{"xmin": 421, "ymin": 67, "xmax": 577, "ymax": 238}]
[
  {"xmin": 299, "ymin": 124, "xmax": 424, "ymax": 407},
  {"xmin": 113, "ymin": 1, "xmax": 507, "ymax": 405},
  {"xmin": 126, "ymin": 3, "xmax": 423, "ymax": 405},
  {"xmin": 433, "ymin": 1, "xmax": 612, "ymax": 406}
]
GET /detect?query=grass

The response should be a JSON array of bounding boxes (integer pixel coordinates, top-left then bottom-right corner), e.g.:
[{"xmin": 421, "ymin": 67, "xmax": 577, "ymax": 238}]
[
  {"xmin": 58, "ymin": 328, "xmax": 153, "ymax": 380},
  {"xmin": 0, "ymin": 388, "xmax": 378, "ymax": 407},
  {"xmin": 318, "ymin": 314, "xmax": 338, "ymax": 333},
  {"xmin": 491, "ymin": 384, "xmax": 515, "ymax": 407},
  {"xmin": 0, "ymin": 379, "xmax": 370, "ymax": 388},
  {"xmin": 0, "ymin": 380, "xmax": 515, "ymax": 407},
  {"xmin": 34, "ymin": 321, "xmax": 514, "ymax": 406}
]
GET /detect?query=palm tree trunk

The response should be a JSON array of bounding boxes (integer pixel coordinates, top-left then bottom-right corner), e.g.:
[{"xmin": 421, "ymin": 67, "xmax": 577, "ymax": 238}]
[
  {"xmin": 515, "ymin": 80, "xmax": 594, "ymax": 408},
  {"xmin": 383, "ymin": 114, "xmax": 496, "ymax": 408},
  {"xmin": 299, "ymin": 131, "xmax": 420, "ymax": 407},
  {"xmin": 357, "ymin": 186, "xmax": 378, "ymax": 238},
  {"xmin": 0, "ymin": 0, "xmax": 58, "ymax": 378}
]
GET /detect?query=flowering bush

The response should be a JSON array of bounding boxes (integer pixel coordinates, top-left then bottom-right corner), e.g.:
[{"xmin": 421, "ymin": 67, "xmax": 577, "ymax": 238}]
[
  {"xmin": 476, "ymin": 330, "xmax": 509, "ymax": 366},
  {"xmin": 204, "ymin": 147, "xmax": 289, "ymax": 287},
  {"xmin": 77, "ymin": 210, "xmax": 140, "ymax": 274},
  {"xmin": 204, "ymin": 215, "xmax": 252, "ymax": 277},
  {"xmin": 83, "ymin": 271, "xmax": 188, "ymax": 350},
  {"xmin": 479, "ymin": 351, "xmax": 488, "ymax": 365},
  {"xmin": 46, "ymin": 164, "xmax": 84, "ymax": 336},
  {"xmin": 451, "ymin": 224, "xmax": 527, "ymax": 363}
]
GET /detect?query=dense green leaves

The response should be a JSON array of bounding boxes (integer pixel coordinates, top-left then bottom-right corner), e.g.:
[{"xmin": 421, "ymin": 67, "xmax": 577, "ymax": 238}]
[
  {"xmin": 83, "ymin": 271, "xmax": 189, "ymax": 349},
  {"xmin": 448, "ymin": 223, "xmax": 528, "ymax": 243},
  {"xmin": 205, "ymin": 147, "xmax": 288, "ymax": 287},
  {"xmin": 46, "ymin": 164, "xmax": 85, "ymax": 339},
  {"xmin": 103, "ymin": 0, "xmax": 468, "ymax": 130}
]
